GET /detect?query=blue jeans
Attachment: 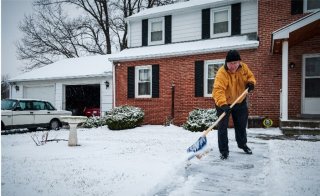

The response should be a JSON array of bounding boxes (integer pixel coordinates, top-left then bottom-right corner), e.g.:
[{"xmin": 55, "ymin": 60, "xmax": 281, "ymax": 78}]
[{"xmin": 216, "ymin": 99, "xmax": 248, "ymax": 154}]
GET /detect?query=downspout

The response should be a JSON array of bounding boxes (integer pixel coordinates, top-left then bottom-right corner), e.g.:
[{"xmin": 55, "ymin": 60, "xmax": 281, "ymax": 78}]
[{"xmin": 171, "ymin": 81, "xmax": 175, "ymax": 120}]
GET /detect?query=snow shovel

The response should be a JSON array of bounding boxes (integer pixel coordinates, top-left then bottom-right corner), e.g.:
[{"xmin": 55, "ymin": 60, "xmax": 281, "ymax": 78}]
[{"xmin": 187, "ymin": 88, "xmax": 249, "ymax": 160}]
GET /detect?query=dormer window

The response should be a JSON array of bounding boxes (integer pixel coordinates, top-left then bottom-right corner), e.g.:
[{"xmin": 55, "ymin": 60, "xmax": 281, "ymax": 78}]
[
  {"xmin": 211, "ymin": 6, "xmax": 231, "ymax": 38},
  {"xmin": 304, "ymin": 0, "xmax": 320, "ymax": 12},
  {"xmin": 148, "ymin": 17, "xmax": 164, "ymax": 45}
]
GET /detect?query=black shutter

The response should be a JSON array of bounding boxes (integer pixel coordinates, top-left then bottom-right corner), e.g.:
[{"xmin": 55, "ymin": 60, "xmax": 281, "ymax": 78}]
[
  {"xmin": 195, "ymin": 61, "xmax": 204, "ymax": 97},
  {"xmin": 231, "ymin": 3, "xmax": 241, "ymax": 35},
  {"xmin": 165, "ymin": 15, "xmax": 172, "ymax": 44},
  {"xmin": 202, "ymin": 9, "xmax": 210, "ymax": 39},
  {"xmin": 291, "ymin": 0, "xmax": 303, "ymax": 15},
  {"xmin": 142, "ymin": 19, "xmax": 148, "ymax": 46},
  {"xmin": 152, "ymin": 64, "xmax": 160, "ymax": 98},
  {"xmin": 127, "ymin": 67, "xmax": 135, "ymax": 98}
]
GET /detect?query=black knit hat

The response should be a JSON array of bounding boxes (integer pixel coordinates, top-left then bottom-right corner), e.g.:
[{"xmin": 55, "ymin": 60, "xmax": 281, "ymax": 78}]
[{"xmin": 225, "ymin": 50, "xmax": 241, "ymax": 62}]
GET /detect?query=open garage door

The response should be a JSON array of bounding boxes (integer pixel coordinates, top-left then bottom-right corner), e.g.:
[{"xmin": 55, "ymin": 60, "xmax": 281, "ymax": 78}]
[
  {"xmin": 65, "ymin": 84, "xmax": 100, "ymax": 116},
  {"xmin": 23, "ymin": 85, "xmax": 55, "ymax": 105}
]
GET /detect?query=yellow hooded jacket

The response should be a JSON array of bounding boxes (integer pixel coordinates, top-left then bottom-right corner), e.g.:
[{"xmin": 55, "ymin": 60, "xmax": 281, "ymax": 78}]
[{"xmin": 212, "ymin": 62, "xmax": 256, "ymax": 107}]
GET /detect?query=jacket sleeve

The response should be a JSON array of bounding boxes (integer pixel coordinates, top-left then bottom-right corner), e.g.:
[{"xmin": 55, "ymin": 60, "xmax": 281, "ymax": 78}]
[
  {"xmin": 212, "ymin": 68, "xmax": 228, "ymax": 107},
  {"xmin": 244, "ymin": 63, "xmax": 256, "ymax": 85}
]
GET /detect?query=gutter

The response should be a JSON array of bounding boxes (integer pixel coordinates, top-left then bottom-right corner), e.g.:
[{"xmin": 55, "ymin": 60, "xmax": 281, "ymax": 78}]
[
  {"xmin": 109, "ymin": 42, "xmax": 259, "ymax": 62},
  {"xmin": 8, "ymin": 72, "xmax": 113, "ymax": 83}
]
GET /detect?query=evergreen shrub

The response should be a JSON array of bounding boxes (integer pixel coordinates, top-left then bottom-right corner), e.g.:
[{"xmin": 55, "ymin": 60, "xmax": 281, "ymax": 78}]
[
  {"xmin": 183, "ymin": 108, "xmax": 218, "ymax": 132},
  {"xmin": 80, "ymin": 116, "xmax": 107, "ymax": 128},
  {"xmin": 105, "ymin": 105, "xmax": 144, "ymax": 130}
]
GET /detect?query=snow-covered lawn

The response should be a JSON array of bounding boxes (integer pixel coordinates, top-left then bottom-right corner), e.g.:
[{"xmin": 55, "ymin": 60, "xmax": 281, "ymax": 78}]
[{"xmin": 2, "ymin": 125, "xmax": 320, "ymax": 196}]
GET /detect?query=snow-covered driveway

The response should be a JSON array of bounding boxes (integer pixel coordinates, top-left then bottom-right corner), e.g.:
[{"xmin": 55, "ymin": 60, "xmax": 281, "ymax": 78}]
[{"xmin": 2, "ymin": 126, "xmax": 320, "ymax": 196}]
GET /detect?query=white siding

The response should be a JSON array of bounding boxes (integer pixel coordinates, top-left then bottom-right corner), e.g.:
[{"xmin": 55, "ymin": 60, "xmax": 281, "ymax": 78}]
[
  {"xmin": 100, "ymin": 80, "xmax": 113, "ymax": 116},
  {"xmin": 128, "ymin": 0, "xmax": 258, "ymax": 46},
  {"xmin": 10, "ymin": 85, "xmax": 23, "ymax": 99},
  {"xmin": 55, "ymin": 83, "xmax": 63, "ymax": 110},
  {"xmin": 129, "ymin": 20, "xmax": 142, "ymax": 47},
  {"xmin": 172, "ymin": 10, "xmax": 202, "ymax": 42},
  {"xmin": 241, "ymin": 0, "xmax": 258, "ymax": 34}
]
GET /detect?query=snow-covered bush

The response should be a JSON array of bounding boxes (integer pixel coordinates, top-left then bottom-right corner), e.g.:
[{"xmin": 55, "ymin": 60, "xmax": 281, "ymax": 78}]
[
  {"xmin": 105, "ymin": 105, "xmax": 144, "ymax": 130},
  {"xmin": 80, "ymin": 116, "xmax": 107, "ymax": 128},
  {"xmin": 183, "ymin": 108, "xmax": 218, "ymax": 132}
]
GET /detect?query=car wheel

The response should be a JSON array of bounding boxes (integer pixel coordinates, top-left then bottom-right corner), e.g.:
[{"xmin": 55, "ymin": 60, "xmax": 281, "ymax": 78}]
[{"xmin": 50, "ymin": 119, "xmax": 60, "ymax": 130}]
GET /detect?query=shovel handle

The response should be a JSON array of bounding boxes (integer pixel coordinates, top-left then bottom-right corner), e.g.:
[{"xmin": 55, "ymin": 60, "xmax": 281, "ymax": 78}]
[{"xmin": 202, "ymin": 88, "xmax": 249, "ymax": 137}]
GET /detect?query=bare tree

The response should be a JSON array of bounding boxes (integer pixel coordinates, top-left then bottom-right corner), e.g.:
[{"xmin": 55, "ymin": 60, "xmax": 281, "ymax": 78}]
[
  {"xmin": 1, "ymin": 75, "xmax": 10, "ymax": 99},
  {"xmin": 17, "ymin": 0, "xmax": 174, "ymax": 71},
  {"xmin": 17, "ymin": 1, "xmax": 109, "ymax": 71}
]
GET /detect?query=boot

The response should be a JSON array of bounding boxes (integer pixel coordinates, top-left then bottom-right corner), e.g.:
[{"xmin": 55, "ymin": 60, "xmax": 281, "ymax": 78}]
[
  {"xmin": 220, "ymin": 152, "xmax": 229, "ymax": 160},
  {"xmin": 241, "ymin": 145, "xmax": 252, "ymax": 154}
]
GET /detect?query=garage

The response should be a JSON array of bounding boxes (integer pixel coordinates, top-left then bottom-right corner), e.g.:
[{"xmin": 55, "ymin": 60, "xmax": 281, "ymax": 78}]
[
  {"xmin": 8, "ymin": 55, "xmax": 113, "ymax": 116},
  {"xmin": 65, "ymin": 84, "xmax": 100, "ymax": 115}
]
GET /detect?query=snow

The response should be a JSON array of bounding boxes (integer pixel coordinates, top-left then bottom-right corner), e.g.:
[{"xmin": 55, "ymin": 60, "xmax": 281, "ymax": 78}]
[
  {"xmin": 2, "ymin": 125, "xmax": 320, "ymax": 196},
  {"xmin": 9, "ymin": 55, "xmax": 113, "ymax": 82},
  {"xmin": 109, "ymin": 35, "xmax": 259, "ymax": 62}
]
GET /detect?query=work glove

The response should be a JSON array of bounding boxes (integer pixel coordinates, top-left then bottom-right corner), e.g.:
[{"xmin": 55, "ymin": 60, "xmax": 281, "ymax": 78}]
[
  {"xmin": 246, "ymin": 83, "xmax": 254, "ymax": 92},
  {"xmin": 220, "ymin": 104, "xmax": 231, "ymax": 114}
]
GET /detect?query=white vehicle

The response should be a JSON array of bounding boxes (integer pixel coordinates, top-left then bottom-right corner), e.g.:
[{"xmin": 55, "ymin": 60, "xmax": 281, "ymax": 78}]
[{"xmin": 1, "ymin": 99, "xmax": 72, "ymax": 131}]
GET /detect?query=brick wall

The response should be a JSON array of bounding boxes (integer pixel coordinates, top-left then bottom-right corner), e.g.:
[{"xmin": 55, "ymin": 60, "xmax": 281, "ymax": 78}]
[
  {"xmin": 115, "ymin": 51, "xmax": 258, "ymax": 126},
  {"xmin": 115, "ymin": 0, "xmax": 319, "ymax": 126}
]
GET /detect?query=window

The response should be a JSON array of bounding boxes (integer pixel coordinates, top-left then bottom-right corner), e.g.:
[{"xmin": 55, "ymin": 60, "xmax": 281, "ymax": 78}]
[
  {"xmin": 19, "ymin": 101, "xmax": 33, "ymax": 110},
  {"xmin": 204, "ymin": 60, "xmax": 224, "ymax": 97},
  {"xmin": 211, "ymin": 6, "xmax": 231, "ymax": 38},
  {"xmin": 304, "ymin": 55, "xmax": 320, "ymax": 97},
  {"xmin": 148, "ymin": 17, "xmax": 164, "ymax": 45},
  {"xmin": 135, "ymin": 65, "xmax": 152, "ymax": 98},
  {"xmin": 45, "ymin": 102, "xmax": 56, "ymax": 110},
  {"xmin": 32, "ymin": 101, "xmax": 46, "ymax": 110},
  {"xmin": 1, "ymin": 99, "xmax": 17, "ymax": 110},
  {"xmin": 304, "ymin": 0, "xmax": 320, "ymax": 12}
]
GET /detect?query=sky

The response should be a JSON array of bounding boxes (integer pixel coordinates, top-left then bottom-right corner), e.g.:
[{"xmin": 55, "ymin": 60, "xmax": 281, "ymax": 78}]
[
  {"xmin": 2, "ymin": 125, "xmax": 320, "ymax": 196},
  {"xmin": 1, "ymin": 0, "xmax": 33, "ymax": 79}
]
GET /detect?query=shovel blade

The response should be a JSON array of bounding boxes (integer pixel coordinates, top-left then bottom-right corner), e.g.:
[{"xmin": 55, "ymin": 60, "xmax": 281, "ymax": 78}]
[{"xmin": 187, "ymin": 136, "xmax": 207, "ymax": 153}]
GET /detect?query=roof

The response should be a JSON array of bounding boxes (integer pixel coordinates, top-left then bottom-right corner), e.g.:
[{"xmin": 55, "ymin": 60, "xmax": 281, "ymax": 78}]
[
  {"xmin": 126, "ymin": 0, "xmax": 241, "ymax": 21},
  {"xmin": 272, "ymin": 10, "xmax": 320, "ymax": 40},
  {"xmin": 9, "ymin": 55, "xmax": 113, "ymax": 82},
  {"xmin": 109, "ymin": 35, "xmax": 259, "ymax": 62},
  {"xmin": 271, "ymin": 10, "xmax": 320, "ymax": 53}
]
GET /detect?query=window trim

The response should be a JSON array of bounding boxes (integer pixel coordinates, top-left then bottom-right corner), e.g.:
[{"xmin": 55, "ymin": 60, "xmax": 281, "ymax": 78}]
[
  {"xmin": 148, "ymin": 17, "xmax": 165, "ymax": 45},
  {"xmin": 135, "ymin": 65, "xmax": 152, "ymax": 98},
  {"xmin": 204, "ymin": 59, "xmax": 224, "ymax": 97},
  {"xmin": 210, "ymin": 6, "xmax": 231, "ymax": 38},
  {"xmin": 304, "ymin": 0, "xmax": 320, "ymax": 13}
]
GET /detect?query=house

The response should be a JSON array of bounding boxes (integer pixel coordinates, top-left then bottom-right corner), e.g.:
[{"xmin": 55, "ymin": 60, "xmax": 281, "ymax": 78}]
[
  {"xmin": 9, "ymin": 55, "xmax": 113, "ymax": 116},
  {"xmin": 109, "ymin": 0, "xmax": 320, "ymax": 129}
]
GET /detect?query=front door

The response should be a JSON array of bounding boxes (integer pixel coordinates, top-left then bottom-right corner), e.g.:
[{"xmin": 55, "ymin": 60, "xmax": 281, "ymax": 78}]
[{"xmin": 302, "ymin": 54, "xmax": 320, "ymax": 114}]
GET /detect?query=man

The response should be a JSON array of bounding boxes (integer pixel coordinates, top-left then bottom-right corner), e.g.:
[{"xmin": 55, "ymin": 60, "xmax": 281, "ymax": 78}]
[{"xmin": 212, "ymin": 50, "xmax": 256, "ymax": 160}]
